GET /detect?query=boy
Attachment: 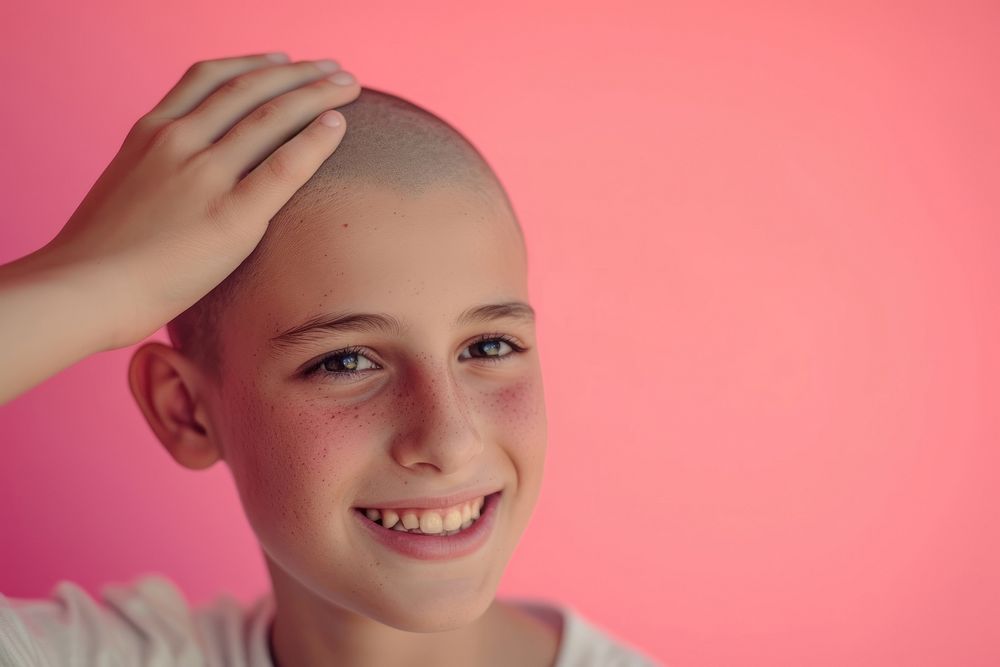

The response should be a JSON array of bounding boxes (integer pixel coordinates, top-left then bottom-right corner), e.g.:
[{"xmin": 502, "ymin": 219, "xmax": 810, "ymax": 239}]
[{"xmin": 0, "ymin": 53, "xmax": 660, "ymax": 666}]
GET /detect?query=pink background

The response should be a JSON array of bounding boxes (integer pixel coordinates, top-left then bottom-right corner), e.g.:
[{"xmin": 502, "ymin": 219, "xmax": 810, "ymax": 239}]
[{"xmin": 1, "ymin": 2, "xmax": 998, "ymax": 665}]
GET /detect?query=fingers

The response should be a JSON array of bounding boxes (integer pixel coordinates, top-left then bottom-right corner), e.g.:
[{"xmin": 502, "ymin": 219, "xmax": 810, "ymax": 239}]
[
  {"xmin": 198, "ymin": 64, "xmax": 359, "ymax": 183},
  {"xmin": 226, "ymin": 107, "xmax": 350, "ymax": 227},
  {"xmin": 134, "ymin": 54, "xmax": 360, "ymax": 239},
  {"xmin": 181, "ymin": 60, "xmax": 357, "ymax": 150},
  {"xmin": 146, "ymin": 53, "xmax": 289, "ymax": 121}
]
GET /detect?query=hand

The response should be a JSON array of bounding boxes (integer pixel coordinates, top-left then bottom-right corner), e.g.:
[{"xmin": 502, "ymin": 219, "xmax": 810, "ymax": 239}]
[{"xmin": 39, "ymin": 52, "xmax": 359, "ymax": 350}]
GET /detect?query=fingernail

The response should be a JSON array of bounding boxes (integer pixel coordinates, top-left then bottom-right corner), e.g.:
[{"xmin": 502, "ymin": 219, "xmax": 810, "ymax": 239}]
[
  {"xmin": 319, "ymin": 110, "xmax": 343, "ymax": 127},
  {"xmin": 327, "ymin": 71, "xmax": 355, "ymax": 85},
  {"xmin": 314, "ymin": 59, "xmax": 341, "ymax": 73}
]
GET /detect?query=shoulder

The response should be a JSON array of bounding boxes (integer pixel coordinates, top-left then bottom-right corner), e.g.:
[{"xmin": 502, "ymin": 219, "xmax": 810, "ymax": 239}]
[
  {"xmin": 0, "ymin": 575, "xmax": 274, "ymax": 667},
  {"xmin": 506, "ymin": 597, "xmax": 664, "ymax": 667}
]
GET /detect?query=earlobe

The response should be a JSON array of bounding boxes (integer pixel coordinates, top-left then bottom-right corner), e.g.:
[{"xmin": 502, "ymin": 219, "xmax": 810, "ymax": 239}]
[{"xmin": 127, "ymin": 342, "xmax": 222, "ymax": 470}]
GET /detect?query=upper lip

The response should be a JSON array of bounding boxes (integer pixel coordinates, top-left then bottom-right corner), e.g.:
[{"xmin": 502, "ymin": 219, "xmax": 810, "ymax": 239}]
[{"xmin": 354, "ymin": 486, "xmax": 502, "ymax": 510}]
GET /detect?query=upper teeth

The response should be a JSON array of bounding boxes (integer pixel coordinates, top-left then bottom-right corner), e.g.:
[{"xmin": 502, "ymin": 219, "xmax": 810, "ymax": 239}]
[{"xmin": 362, "ymin": 496, "xmax": 485, "ymax": 534}]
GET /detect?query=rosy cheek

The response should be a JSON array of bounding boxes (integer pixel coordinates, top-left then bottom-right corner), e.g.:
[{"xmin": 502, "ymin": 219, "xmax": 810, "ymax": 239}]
[
  {"xmin": 477, "ymin": 378, "xmax": 547, "ymax": 444},
  {"xmin": 224, "ymin": 393, "xmax": 386, "ymax": 538},
  {"xmin": 476, "ymin": 378, "xmax": 548, "ymax": 515}
]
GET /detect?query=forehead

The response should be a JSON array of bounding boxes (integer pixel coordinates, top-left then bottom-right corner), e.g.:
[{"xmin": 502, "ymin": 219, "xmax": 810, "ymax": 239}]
[{"xmin": 234, "ymin": 184, "xmax": 527, "ymax": 340}]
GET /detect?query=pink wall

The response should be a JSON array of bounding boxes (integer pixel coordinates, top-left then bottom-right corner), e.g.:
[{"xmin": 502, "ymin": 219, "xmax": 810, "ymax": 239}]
[{"xmin": 2, "ymin": 2, "xmax": 998, "ymax": 665}]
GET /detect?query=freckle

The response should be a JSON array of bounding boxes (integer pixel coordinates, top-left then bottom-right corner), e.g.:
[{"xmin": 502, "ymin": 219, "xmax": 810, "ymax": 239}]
[{"xmin": 342, "ymin": 223, "xmax": 349, "ymax": 227}]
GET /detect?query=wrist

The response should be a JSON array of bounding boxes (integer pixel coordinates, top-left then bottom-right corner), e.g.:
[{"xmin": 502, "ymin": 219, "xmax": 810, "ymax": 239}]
[{"xmin": 1, "ymin": 246, "xmax": 130, "ymax": 354}]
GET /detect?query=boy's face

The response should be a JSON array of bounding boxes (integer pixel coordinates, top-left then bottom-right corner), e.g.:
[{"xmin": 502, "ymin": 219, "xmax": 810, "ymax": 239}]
[{"xmin": 202, "ymin": 184, "xmax": 546, "ymax": 631}]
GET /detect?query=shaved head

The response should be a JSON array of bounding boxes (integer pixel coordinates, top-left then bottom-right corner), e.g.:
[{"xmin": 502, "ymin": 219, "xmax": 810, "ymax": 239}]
[{"xmin": 166, "ymin": 86, "xmax": 523, "ymax": 382}]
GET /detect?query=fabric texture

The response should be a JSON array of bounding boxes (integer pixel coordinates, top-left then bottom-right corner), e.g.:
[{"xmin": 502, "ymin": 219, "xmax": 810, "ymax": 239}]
[{"xmin": 0, "ymin": 575, "xmax": 661, "ymax": 666}]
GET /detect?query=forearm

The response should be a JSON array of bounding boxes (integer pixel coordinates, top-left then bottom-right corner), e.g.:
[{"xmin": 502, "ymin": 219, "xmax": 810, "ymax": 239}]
[{"xmin": 0, "ymin": 249, "xmax": 117, "ymax": 406}]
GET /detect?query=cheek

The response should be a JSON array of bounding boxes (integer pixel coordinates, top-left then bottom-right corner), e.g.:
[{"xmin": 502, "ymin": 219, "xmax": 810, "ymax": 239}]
[
  {"xmin": 476, "ymin": 377, "xmax": 548, "ymax": 523},
  {"xmin": 477, "ymin": 377, "xmax": 548, "ymax": 454},
  {"xmin": 222, "ymin": 392, "xmax": 383, "ymax": 537}
]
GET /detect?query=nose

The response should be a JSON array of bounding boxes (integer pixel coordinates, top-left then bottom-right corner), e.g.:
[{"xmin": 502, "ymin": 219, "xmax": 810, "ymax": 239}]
[{"xmin": 389, "ymin": 361, "xmax": 484, "ymax": 474}]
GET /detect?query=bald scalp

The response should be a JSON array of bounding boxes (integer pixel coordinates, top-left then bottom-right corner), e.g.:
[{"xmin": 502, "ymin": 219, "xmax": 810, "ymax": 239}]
[{"xmin": 166, "ymin": 86, "xmax": 522, "ymax": 383}]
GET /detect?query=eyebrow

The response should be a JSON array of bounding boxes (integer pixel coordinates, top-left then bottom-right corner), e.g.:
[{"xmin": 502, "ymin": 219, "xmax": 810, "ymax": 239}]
[{"xmin": 268, "ymin": 301, "xmax": 536, "ymax": 353}]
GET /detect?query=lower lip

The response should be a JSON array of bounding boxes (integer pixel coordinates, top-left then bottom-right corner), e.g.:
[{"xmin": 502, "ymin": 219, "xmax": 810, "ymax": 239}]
[{"xmin": 353, "ymin": 491, "xmax": 502, "ymax": 561}]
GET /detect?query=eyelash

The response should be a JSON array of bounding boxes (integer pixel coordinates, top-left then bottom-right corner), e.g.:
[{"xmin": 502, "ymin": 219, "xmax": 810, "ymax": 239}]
[{"xmin": 302, "ymin": 333, "xmax": 528, "ymax": 381}]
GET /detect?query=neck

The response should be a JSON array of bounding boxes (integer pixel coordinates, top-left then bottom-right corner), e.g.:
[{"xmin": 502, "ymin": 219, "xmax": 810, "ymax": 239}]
[{"xmin": 268, "ymin": 601, "xmax": 506, "ymax": 667}]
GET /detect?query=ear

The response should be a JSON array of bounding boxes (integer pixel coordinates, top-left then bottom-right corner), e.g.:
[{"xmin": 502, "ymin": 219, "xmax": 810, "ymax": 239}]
[{"xmin": 127, "ymin": 341, "xmax": 223, "ymax": 469}]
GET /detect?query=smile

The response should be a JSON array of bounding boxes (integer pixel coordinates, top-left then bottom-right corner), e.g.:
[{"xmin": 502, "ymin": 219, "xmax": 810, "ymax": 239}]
[
  {"xmin": 353, "ymin": 491, "xmax": 503, "ymax": 560},
  {"xmin": 357, "ymin": 495, "xmax": 486, "ymax": 535}
]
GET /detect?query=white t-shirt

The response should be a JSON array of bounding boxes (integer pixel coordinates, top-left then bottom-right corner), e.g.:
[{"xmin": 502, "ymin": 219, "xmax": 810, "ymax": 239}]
[{"xmin": 0, "ymin": 575, "xmax": 661, "ymax": 666}]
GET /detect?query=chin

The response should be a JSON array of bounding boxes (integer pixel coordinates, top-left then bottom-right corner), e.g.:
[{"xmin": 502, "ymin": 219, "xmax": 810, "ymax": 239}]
[{"xmin": 368, "ymin": 585, "xmax": 498, "ymax": 633}]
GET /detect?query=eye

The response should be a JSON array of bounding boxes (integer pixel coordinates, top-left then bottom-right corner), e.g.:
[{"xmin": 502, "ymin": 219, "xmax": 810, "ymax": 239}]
[
  {"xmin": 303, "ymin": 346, "xmax": 380, "ymax": 381},
  {"xmin": 459, "ymin": 334, "xmax": 526, "ymax": 363}
]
